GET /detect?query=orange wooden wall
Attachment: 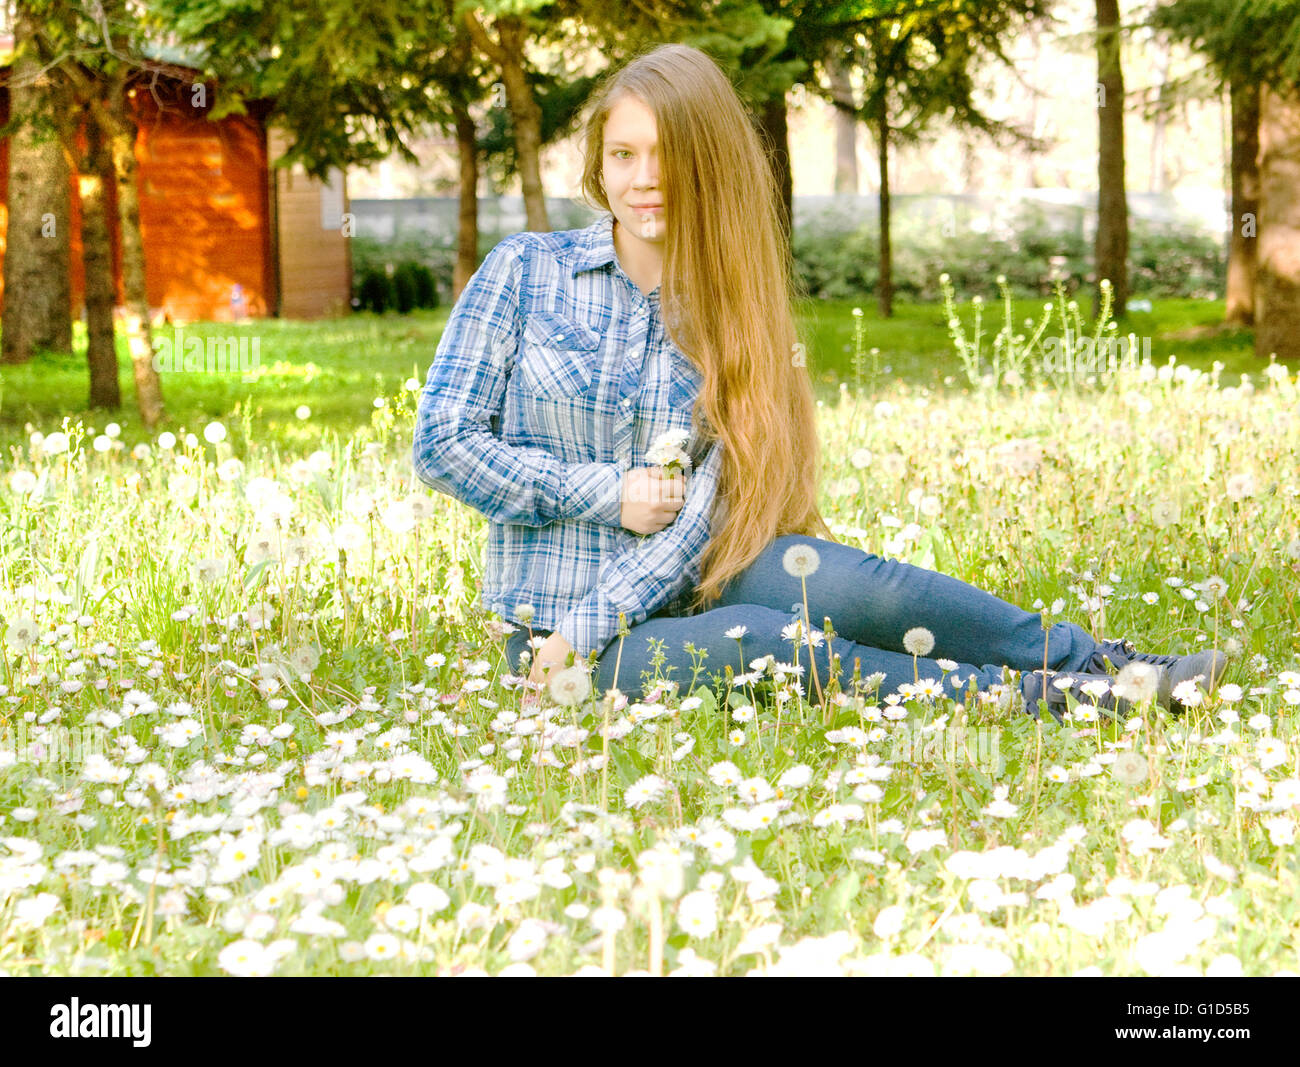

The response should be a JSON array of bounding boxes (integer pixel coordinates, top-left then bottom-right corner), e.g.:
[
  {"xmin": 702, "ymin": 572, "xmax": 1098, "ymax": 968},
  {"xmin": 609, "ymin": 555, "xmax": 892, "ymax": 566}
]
[
  {"xmin": 132, "ymin": 84, "xmax": 275, "ymax": 320},
  {"xmin": 1, "ymin": 76, "xmax": 285, "ymax": 321}
]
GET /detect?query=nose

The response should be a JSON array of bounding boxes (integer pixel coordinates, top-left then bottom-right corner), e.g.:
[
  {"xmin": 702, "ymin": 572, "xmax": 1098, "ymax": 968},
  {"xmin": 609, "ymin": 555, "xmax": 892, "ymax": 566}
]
[{"xmin": 634, "ymin": 155, "xmax": 658, "ymax": 189}]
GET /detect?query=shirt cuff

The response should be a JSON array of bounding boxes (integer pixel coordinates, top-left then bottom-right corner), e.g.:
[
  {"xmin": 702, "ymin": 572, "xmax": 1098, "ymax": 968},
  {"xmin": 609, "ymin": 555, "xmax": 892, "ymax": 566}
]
[
  {"xmin": 558, "ymin": 462, "xmax": 624, "ymax": 527},
  {"xmin": 555, "ymin": 585, "xmax": 632, "ymax": 662}
]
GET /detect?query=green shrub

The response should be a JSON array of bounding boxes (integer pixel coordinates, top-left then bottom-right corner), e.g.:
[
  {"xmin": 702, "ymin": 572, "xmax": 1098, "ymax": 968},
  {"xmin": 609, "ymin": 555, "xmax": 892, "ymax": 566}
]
[
  {"xmin": 355, "ymin": 269, "xmax": 396, "ymax": 313},
  {"xmin": 392, "ymin": 263, "xmax": 418, "ymax": 314},
  {"xmin": 411, "ymin": 263, "xmax": 438, "ymax": 308},
  {"xmin": 792, "ymin": 202, "xmax": 1223, "ymax": 302},
  {"xmin": 352, "ymin": 235, "xmax": 455, "ymax": 308}
]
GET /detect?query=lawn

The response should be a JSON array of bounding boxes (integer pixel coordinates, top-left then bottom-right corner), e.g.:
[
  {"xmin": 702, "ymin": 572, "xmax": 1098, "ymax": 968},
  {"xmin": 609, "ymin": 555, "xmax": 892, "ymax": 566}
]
[
  {"xmin": 0, "ymin": 297, "xmax": 1297, "ymax": 977},
  {"xmin": 0, "ymin": 295, "xmax": 1260, "ymax": 455}
]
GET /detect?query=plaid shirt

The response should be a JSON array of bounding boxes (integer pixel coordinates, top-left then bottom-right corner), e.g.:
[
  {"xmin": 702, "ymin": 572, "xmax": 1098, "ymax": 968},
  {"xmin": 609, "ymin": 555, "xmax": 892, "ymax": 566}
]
[{"xmin": 413, "ymin": 212, "xmax": 723, "ymax": 661}]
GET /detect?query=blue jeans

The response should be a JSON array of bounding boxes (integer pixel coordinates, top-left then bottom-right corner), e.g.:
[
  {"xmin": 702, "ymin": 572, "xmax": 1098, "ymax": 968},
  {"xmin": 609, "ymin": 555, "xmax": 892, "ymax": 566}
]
[{"xmin": 502, "ymin": 534, "xmax": 1103, "ymax": 704}]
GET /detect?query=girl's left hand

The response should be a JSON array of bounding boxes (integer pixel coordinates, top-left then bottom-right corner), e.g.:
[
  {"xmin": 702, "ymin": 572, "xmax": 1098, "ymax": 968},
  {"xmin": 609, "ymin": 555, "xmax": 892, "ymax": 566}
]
[{"xmin": 526, "ymin": 631, "xmax": 576, "ymax": 694}]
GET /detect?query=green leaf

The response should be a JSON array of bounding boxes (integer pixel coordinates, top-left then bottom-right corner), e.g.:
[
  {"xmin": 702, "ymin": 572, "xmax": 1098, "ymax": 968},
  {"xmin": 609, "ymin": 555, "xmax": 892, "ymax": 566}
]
[
  {"xmin": 610, "ymin": 747, "xmax": 643, "ymax": 786},
  {"xmin": 830, "ymin": 705, "xmax": 861, "ymax": 729},
  {"xmin": 243, "ymin": 557, "xmax": 275, "ymax": 590}
]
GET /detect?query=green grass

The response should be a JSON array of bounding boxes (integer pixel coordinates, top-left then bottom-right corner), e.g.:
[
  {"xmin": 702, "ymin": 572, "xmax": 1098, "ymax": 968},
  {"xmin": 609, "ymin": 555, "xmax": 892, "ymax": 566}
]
[
  {"xmin": 1, "ymin": 341, "xmax": 1298, "ymax": 976},
  {"xmin": 0, "ymin": 298, "xmax": 1261, "ymax": 454},
  {"xmin": 802, "ymin": 297, "xmax": 1259, "ymax": 393},
  {"xmin": 0, "ymin": 293, "xmax": 1298, "ymax": 976}
]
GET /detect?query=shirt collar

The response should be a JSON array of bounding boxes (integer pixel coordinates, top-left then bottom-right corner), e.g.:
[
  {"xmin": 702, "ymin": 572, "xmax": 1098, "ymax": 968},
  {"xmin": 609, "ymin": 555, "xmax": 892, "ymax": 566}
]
[{"xmin": 570, "ymin": 212, "xmax": 618, "ymax": 277}]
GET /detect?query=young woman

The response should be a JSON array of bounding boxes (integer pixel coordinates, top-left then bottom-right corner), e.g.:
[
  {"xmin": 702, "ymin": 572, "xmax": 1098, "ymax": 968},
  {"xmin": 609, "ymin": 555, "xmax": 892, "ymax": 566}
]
[{"xmin": 413, "ymin": 43, "xmax": 1226, "ymax": 723}]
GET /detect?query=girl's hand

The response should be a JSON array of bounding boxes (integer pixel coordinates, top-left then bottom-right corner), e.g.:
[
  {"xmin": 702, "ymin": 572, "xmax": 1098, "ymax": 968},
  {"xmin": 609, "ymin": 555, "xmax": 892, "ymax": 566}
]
[
  {"xmin": 621, "ymin": 466, "xmax": 686, "ymax": 535},
  {"xmin": 525, "ymin": 631, "xmax": 576, "ymax": 700}
]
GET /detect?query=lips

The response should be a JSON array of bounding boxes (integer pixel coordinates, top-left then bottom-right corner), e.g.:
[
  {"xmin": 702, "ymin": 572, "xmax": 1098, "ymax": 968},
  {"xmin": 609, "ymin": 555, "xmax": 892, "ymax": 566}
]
[{"xmin": 632, "ymin": 204, "xmax": 662, "ymax": 210}]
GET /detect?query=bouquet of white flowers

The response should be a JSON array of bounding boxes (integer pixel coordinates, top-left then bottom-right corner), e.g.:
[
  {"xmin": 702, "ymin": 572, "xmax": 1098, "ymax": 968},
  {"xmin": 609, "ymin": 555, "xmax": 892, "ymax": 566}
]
[{"xmin": 645, "ymin": 429, "xmax": 691, "ymax": 477}]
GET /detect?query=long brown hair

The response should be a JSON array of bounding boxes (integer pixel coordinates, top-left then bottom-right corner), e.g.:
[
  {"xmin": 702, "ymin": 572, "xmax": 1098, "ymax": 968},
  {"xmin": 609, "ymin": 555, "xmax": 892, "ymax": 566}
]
[{"xmin": 578, "ymin": 43, "xmax": 835, "ymax": 614}]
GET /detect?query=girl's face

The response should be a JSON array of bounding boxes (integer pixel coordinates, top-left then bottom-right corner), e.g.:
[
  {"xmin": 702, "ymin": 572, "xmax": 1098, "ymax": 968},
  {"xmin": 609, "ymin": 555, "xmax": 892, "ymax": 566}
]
[{"xmin": 602, "ymin": 94, "xmax": 664, "ymax": 246}]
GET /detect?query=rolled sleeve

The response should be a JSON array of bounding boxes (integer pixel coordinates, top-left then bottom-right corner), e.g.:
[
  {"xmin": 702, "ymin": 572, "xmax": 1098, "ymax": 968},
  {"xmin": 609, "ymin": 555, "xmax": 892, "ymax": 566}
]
[
  {"xmin": 560, "ymin": 462, "xmax": 625, "ymax": 527},
  {"xmin": 412, "ymin": 238, "xmax": 626, "ymax": 529},
  {"xmin": 556, "ymin": 440, "xmax": 723, "ymax": 660}
]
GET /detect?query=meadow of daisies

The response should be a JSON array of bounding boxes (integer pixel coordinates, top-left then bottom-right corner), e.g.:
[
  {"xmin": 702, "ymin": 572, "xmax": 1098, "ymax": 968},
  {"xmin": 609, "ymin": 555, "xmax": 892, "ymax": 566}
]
[{"xmin": 2, "ymin": 347, "xmax": 1299, "ymax": 977}]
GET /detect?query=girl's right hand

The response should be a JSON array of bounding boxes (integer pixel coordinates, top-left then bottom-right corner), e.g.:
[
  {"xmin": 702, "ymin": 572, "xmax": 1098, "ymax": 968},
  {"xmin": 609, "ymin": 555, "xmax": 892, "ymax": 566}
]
[{"xmin": 621, "ymin": 466, "xmax": 686, "ymax": 535}]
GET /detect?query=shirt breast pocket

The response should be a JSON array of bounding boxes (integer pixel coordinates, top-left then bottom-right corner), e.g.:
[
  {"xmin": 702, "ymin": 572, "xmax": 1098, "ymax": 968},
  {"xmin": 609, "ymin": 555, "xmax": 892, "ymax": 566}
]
[
  {"xmin": 518, "ymin": 312, "xmax": 603, "ymax": 400},
  {"xmin": 667, "ymin": 349, "xmax": 703, "ymax": 411}
]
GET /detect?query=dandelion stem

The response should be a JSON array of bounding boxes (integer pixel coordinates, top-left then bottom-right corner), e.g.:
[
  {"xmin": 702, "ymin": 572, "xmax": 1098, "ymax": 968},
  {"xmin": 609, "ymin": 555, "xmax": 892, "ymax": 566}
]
[
  {"xmin": 800, "ymin": 576, "xmax": 825, "ymax": 710},
  {"xmin": 409, "ymin": 526, "xmax": 420, "ymax": 656},
  {"xmin": 600, "ymin": 693, "xmax": 612, "ymax": 814},
  {"xmin": 1030, "ymin": 719, "xmax": 1043, "ymax": 827}
]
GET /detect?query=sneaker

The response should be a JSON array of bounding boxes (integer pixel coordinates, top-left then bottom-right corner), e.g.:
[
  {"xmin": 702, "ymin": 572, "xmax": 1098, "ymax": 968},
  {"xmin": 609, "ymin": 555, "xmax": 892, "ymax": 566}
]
[
  {"xmin": 1020, "ymin": 669, "xmax": 1133, "ymax": 725},
  {"xmin": 1088, "ymin": 640, "xmax": 1230, "ymax": 696},
  {"xmin": 1165, "ymin": 649, "xmax": 1229, "ymax": 694},
  {"xmin": 1161, "ymin": 649, "xmax": 1230, "ymax": 713},
  {"xmin": 1087, "ymin": 639, "xmax": 1181, "ymax": 674},
  {"xmin": 1050, "ymin": 651, "xmax": 1228, "ymax": 719}
]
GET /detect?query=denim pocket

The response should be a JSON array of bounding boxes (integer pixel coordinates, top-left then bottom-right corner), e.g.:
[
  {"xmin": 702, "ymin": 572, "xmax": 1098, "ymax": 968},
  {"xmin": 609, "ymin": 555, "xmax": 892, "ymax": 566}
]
[{"xmin": 518, "ymin": 312, "xmax": 602, "ymax": 400}]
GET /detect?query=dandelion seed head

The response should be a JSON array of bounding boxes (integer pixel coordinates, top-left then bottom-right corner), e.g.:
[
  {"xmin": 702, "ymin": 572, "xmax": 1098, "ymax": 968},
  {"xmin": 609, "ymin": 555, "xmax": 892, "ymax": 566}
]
[
  {"xmin": 902, "ymin": 627, "xmax": 935, "ymax": 657},
  {"xmin": 548, "ymin": 665, "xmax": 592, "ymax": 707},
  {"xmin": 1113, "ymin": 662, "xmax": 1160, "ymax": 703},
  {"xmin": 781, "ymin": 543, "xmax": 821, "ymax": 578},
  {"xmin": 1111, "ymin": 751, "xmax": 1149, "ymax": 787}
]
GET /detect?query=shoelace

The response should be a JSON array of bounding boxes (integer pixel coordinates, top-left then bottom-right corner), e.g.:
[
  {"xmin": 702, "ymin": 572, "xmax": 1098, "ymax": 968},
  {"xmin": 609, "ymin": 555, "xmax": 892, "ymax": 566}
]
[{"xmin": 1089, "ymin": 639, "xmax": 1183, "ymax": 672}]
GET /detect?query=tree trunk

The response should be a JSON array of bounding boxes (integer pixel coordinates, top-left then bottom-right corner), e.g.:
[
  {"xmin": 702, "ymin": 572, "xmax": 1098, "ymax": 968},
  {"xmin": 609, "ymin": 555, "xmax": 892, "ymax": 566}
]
[
  {"xmin": 465, "ymin": 13, "xmax": 549, "ymax": 233},
  {"xmin": 1, "ymin": 1, "xmax": 74, "ymax": 364},
  {"xmin": 876, "ymin": 108, "xmax": 893, "ymax": 319},
  {"xmin": 1255, "ymin": 83, "xmax": 1300, "ymax": 363},
  {"xmin": 1148, "ymin": 37, "xmax": 1171, "ymax": 193},
  {"xmin": 1025, "ymin": 29, "xmax": 1045, "ymax": 189},
  {"xmin": 759, "ymin": 95, "xmax": 793, "ymax": 249},
  {"xmin": 826, "ymin": 46, "xmax": 858, "ymax": 195},
  {"xmin": 1225, "ymin": 78, "xmax": 1259, "ymax": 327},
  {"xmin": 101, "ymin": 78, "xmax": 165, "ymax": 426},
  {"xmin": 452, "ymin": 93, "xmax": 479, "ymax": 303},
  {"xmin": 1094, "ymin": 0, "xmax": 1129, "ymax": 315},
  {"xmin": 78, "ymin": 106, "xmax": 120, "ymax": 409}
]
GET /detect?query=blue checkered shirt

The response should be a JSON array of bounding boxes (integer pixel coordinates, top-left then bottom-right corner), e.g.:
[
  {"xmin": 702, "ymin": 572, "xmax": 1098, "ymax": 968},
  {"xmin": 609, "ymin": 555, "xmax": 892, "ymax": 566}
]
[{"xmin": 413, "ymin": 212, "xmax": 723, "ymax": 661}]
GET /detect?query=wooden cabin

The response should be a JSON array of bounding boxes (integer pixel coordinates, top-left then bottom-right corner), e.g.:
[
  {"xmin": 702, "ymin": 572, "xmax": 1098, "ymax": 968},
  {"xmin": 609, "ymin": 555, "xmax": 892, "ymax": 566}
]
[{"xmin": 0, "ymin": 53, "xmax": 351, "ymax": 322}]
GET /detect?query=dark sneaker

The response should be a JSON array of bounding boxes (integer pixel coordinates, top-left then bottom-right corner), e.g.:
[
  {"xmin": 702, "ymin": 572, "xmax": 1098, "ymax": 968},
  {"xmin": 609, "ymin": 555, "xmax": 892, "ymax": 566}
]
[
  {"xmin": 1019, "ymin": 669, "xmax": 1134, "ymax": 724},
  {"xmin": 1160, "ymin": 649, "xmax": 1230, "ymax": 713},
  {"xmin": 1063, "ymin": 651, "xmax": 1229, "ymax": 718},
  {"xmin": 1165, "ymin": 649, "xmax": 1229, "ymax": 692},
  {"xmin": 1086, "ymin": 639, "xmax": 1181, "ymax": 673},
  {"xmin": 1088, "ymin": 641, "xmax": 1229, "ymax": 693}
]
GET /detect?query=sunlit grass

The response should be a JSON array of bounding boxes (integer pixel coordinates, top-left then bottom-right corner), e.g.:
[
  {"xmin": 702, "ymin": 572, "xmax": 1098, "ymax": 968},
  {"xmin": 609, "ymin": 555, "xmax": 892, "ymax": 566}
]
[
  {"xmin": 0, "ymin": 308, "xmax": 1296, "ymax": 977},
  {"xmin": 0, "ymin": 298, "xmax": 1257, "ymax": 455}
]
